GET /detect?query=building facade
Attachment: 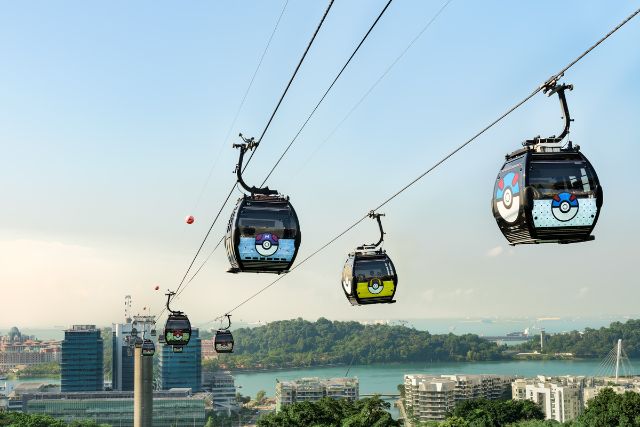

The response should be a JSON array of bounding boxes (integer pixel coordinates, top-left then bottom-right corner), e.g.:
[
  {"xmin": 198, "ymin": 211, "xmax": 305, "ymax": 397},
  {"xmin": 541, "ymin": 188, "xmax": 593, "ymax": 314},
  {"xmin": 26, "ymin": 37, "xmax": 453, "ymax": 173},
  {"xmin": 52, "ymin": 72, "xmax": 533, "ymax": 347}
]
[
  {"xmin": 404, "ymin": 374, "xmax": 514, "ymax": 422},
  {"xmin": 209, "ymin": 371, "xmax": 239, "ymax": 414},
  {"xmin": 158, "ymin": 328, "xmax": 201, "ymax": 392},
  {"xmin": 275, "ymin": 377, "xmax": 359, "ymax": 412},
  {"xmin": 61, "ymin": 325, "xmax": 103, "ymax": 392},
  {"xmin": 22, "ymin": 389, "xmax": 206, "ymax": 427},
  {"xmin": 0, "ymin": 327, "xmax": 61, "ymax": 370},
  {"xmin": 111, "ymin": 322, "xmax": 135, "ymax": 391},
  {"xmin": 512, "ymin": 376, "xmax": 585, "ymax": 423}
]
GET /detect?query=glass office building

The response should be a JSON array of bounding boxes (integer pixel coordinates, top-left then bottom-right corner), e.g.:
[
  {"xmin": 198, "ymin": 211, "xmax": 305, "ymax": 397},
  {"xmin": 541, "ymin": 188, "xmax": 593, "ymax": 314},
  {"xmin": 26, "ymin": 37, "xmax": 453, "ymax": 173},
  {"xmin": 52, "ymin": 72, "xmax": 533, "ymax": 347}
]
[
  {"xmin": 61, "ymin": 325, "xmax": 103, "ymax": 392},
  {"xmin": 111, "ymin": 323, "xmax": 135, "ymax": 391},
  {"xmin": 23, "ymin": 390, "xmax": 206, "ymax": 427},
  {"xmin": 159, "ymin": 328, "xmax": 201, "ymax": 392}
]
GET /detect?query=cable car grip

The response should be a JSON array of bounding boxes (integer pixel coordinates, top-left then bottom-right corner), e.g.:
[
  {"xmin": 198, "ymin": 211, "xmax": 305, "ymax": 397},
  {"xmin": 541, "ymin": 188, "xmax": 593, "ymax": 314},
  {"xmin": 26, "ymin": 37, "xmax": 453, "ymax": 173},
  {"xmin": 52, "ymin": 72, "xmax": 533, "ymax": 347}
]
[
  {"xmin": 234, "ymin": 133, "xmax": 278, "ymax": 196},
  {"xmin": 525, "ymin": 80, "xmax": 573, "ymax": 146},
  {"xmin": 165, "ymin": 291, "xmax": 182, "ymax": 315}
]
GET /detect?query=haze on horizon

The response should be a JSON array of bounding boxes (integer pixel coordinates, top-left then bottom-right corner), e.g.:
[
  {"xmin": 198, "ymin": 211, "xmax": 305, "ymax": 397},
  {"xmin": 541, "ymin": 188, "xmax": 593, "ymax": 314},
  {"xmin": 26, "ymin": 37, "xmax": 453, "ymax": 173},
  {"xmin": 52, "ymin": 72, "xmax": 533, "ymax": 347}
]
[{"xmin": 1, "ymin": 1, "xmax": 639, "ymax": 328}]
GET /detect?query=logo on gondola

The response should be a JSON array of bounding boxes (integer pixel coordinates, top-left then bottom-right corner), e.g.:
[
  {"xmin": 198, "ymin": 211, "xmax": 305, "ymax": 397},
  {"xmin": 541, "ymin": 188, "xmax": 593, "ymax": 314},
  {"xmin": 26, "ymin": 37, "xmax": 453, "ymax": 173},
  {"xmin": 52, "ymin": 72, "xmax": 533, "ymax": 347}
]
[
  {"xmin": 255, "ymin": 233, "xmax": 279, "ymax": 256},
  {"xmin": 551, "ymin": 192, "xmax": 579, "ymax": 222},
  {"xmin": 496, "ymin": 172, "xmax": 520, "ymax": 223},
  {"xmin": 368, "ymin": 278, "xmax": 384, "ymax": 294}
]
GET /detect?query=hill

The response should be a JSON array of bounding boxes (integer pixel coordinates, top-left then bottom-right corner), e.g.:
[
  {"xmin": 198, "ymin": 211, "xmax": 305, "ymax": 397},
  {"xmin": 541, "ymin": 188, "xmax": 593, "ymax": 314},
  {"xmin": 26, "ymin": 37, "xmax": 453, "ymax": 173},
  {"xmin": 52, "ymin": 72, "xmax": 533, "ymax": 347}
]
[
  {"xmin": 203, "ymin": 317, "xmax": 505, "ymax": 371},
  {"xmin": 514, "ymin": 319, "xmax": 640, "ymax": 358}
]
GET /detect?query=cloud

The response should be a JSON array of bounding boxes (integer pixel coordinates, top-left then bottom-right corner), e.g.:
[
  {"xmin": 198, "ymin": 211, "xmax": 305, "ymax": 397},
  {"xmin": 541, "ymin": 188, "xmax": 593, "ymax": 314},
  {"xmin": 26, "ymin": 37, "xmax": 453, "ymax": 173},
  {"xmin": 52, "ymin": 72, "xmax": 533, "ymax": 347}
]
[
  {"xmin": 486, "ymin": 246, "xmax": 504, "ymax": 257},
  {"xmin": 578, "ymin": 287, "xmax": 590, "ymax": 298},
  {"xmin": 422, "ymin": 289, "xmax": 435, "ymax": 302}
]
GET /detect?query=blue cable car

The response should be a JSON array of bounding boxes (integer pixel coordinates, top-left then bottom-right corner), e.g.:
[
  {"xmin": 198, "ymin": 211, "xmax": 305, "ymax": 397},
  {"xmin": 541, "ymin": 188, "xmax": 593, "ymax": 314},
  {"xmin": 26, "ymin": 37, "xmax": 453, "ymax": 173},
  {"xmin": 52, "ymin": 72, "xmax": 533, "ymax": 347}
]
[{"xmin": 493, "ymin": 81, "xmax": 603, "ymax": 244}]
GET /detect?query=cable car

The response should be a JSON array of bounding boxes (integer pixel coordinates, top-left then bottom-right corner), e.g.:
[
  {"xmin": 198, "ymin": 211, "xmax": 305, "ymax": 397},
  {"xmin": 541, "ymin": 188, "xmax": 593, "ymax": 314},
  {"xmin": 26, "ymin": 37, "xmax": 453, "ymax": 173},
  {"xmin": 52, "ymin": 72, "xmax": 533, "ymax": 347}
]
[
  {"xmin": 141, "ymin": 339, "xmax": 155, "ymax": 356},
  {"xmin": 225, "ymin": 135, "xmax": 301, "ymax": 274},
  {"xmin": 342, "ymin": 212, "xmax": 398, "ymax": 305},
  {"xmin": 134, "ymin": 337, "xmax": 143, "ymax": 348},
  {"xmin": 150, "ymin": 329, "xmax": 156, "ymax": 337},
  {"xmin": 214, "ymin": 315, "xmax": 234, "ymax": 353},
  {"xmin": 158, "ymin": 330, "xmax": 165, "ymax": 344},
  {"xmin": 163, "ymin": 292, "xmax": 192, "ymax": 349},
  {"xmin": 492, "ymin": 81, "xmax": 603, "ymax": 245}
]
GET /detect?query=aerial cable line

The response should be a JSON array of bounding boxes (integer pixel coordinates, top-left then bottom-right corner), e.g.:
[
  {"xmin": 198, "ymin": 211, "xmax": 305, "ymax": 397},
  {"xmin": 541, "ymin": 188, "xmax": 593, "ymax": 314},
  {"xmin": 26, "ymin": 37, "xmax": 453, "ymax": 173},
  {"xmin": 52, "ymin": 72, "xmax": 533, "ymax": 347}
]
[
  {"xmin": 260, "ymin": 0, "xmax": 395, "ymax": 186},
  {"xmin": 179, "ymin": 0, "xmax": 398, "ymax": 292},
  {"xmin": 166, "ymin": 0, "xmax": 336, "ymax": 310},
  {"xmin": 200, "ymin": 5, "xmax": 640, "ymax": 326},
  {"xmin": 295, "ymin": 0, "xmax": 453, "ymax": 176},
  {"xmin": 190, "ymin": 0, "xmax": 290, "ymax": 212},
  {"xmin": 243, "ymin": 0, "xmax": 336, "ymax": 171}
]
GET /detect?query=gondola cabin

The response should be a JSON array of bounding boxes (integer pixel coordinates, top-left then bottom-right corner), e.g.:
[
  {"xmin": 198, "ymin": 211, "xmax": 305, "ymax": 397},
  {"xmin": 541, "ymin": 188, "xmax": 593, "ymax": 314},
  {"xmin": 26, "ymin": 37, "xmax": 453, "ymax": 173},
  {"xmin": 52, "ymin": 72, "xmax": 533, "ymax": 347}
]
[
  {"xmin": 214, "ymin": 330, "xmax": 234, "ymax": 353},
  {"xmin": 342, "ymin": 249, "xmax": 397, "ymax": 306},
  {"xmin": 141, "ymin": 339, "xmax": 155, "ymax": 356},
  {"xmin": 225, "ymin": 196, "xmax": 301, "ymax": 274},
  {"xmin": 164, "ymin": 313, "xmax": 191, "ymax": 348},
  {"xmin": 493, "ymin": 146, "xmax": 602, "ymax": 245}
]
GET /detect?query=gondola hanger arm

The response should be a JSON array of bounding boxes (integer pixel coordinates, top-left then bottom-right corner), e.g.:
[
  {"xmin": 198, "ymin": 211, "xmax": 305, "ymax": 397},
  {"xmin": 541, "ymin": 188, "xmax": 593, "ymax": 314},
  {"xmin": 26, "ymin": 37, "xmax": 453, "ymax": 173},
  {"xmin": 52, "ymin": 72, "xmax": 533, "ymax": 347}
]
[{"xmin": 234, "ymin": 133, "xmax": 278, "ymax": 196}]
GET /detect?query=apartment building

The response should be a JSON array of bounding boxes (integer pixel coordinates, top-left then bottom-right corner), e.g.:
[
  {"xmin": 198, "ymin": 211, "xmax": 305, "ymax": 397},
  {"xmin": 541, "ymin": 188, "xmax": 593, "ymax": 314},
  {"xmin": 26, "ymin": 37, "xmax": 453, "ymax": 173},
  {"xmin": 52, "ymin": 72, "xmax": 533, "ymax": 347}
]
[
  {"xmin": 404, "ymin": 374, "xmax": 514, "ymax": 422},
  {"xmin": 275, "ymin": 377, "xmax": 359, "ymax": 412},
  {"xmin": 512, "ymin": 376, "xmax": 585, "ymax": 423}
]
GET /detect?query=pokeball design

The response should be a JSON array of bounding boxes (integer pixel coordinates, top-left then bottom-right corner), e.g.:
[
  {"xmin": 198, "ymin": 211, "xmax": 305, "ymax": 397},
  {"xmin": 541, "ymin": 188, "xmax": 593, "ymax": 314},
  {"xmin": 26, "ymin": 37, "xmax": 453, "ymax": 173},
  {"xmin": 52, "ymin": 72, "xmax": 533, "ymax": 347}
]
[
  {"xmin": 255, "ymin": 233, "xmax": 279, "ymax": 257},
  {"xmin": 551, "ymin": 192, "xmax": 579, "ymax": 222},
  {"xmin": 368, "ymin": 278, "xmax": 384, "ymax": 295},
  {"xmin": 496, "ymin": 172, "xmax": 520, "ymax": 223}
]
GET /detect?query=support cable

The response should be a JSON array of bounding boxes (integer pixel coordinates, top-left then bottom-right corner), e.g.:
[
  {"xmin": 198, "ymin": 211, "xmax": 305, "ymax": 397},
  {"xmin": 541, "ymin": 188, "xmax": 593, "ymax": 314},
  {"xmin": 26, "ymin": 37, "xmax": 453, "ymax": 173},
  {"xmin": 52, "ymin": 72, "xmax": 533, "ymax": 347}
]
[{"xmin": 200, "ymin": 6, "xmax": 640, "ymax": 325}]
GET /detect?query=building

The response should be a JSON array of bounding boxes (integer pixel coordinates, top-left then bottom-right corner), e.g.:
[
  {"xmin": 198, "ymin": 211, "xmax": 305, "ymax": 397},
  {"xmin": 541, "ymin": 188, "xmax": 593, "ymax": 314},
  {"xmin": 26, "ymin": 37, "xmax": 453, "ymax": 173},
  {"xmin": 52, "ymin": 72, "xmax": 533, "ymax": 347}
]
[
  {"xmin": 275, "ymin": 377, "xmax": 359, "ymax": 412},
  {"xmin": 209, "ymin": 371, "xmax": 239, "ymax": 414},
  {"xmin": 158, "ymin": 328, "xmax": 201, "ymax": 392},
  {"xmin": 111, "ymin": 322, "xmax": 135, "ymax": 391},
  {"xmin": 0, "ymin": 327, "xmax": 61, "ymax": 370},
  {"xmin": 22, "ymin": 389, "xmax": 206, "ymax": 427},
  {"xmin": 404, "ymin": 374, "xmax": 514, "ymax": 422},
  {"xmin": 201, "ymin": 338, "xmax": 218, "ymax": 360},
  {"xmin": 512, "ymin": 376, "xmax": 585, "ymax": 422},
  {"xmin": 61, "ymin": 325, "xmax": 103, "ymax": 392}
]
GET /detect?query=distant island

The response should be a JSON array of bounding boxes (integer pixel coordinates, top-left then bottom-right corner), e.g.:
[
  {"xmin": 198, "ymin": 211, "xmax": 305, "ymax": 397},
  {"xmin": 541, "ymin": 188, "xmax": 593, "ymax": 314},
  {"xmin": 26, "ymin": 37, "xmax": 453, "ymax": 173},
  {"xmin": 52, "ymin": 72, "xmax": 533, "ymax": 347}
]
[
  {"xmin": 203, "ymin": 317, "xmax": 640, "ymax": 372},
  {"xmin": 202, "ymin": 317, "xmax": 506, "ymax": 372}
]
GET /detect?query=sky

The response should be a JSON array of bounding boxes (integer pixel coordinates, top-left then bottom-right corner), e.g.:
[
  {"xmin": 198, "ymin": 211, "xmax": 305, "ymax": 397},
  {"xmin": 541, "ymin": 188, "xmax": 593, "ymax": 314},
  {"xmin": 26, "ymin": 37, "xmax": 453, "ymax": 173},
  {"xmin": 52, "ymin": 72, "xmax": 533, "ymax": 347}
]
[{"xmin": 1, "ymin": 1, "xmax": 639, "ymax": 329}]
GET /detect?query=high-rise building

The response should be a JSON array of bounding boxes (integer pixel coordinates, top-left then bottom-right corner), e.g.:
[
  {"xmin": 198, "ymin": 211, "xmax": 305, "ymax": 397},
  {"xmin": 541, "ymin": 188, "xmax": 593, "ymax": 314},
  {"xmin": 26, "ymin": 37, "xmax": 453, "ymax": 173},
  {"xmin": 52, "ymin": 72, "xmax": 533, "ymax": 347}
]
[
  {"xmin": 404, "ymin": 374, "xmax": 514, "ymax": 422},
  {"xmin": 158, "ymin": 328, "xmax": 201, "ymax": 392},
  {"xmin": 512, "ymin": 376, "xmax": 585, "ymax": 423},
  {"xmin": 209, "ymin": 371, "xmax": 239, "ymax": 415},
  {"xmin": 111, "ymin": 323, "xmax": 134, "ymax": 391},
  {"xmin": 61, "ymin": 325, "xmax": 103, "ymax": 392},
  {"xmin": 275, "ymin": 377, "xmax": 359, "ymax": 412}
]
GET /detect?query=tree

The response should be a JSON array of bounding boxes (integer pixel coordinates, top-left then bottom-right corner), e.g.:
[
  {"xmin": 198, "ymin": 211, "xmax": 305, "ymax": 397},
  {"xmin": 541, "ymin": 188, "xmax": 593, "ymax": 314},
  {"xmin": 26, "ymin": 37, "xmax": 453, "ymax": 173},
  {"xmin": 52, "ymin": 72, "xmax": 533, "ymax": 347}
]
[
  {"xmin": 257, "ymin": 397, "xmax": 399, "ymax": 427},
  {"xmin": 256, "ymin": 390, "xmax": 267, "ymax": 404},
  {"xmin": 573, "ymin": 388, "xmax": 640, "ymax": 427},
  {"xmin": 450, "ymin": 399, "xmax": 544, "ymax": 426}
]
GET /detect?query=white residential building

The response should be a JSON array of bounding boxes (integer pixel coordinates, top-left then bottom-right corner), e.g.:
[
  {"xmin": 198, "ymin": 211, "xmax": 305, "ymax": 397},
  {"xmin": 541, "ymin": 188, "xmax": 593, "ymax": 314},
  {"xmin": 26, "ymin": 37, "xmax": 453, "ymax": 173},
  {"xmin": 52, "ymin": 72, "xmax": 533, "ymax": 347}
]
[
  {"xmin": 512, "ymin": 376, "xmax": 585, "ymax": 423},
  {"xmin": 275, "ymin": 377, "xmax": 359, "ymax": 412},
  {"xmin": 404, "ymin": 374, "xmax": 514, "ymax": 422}
]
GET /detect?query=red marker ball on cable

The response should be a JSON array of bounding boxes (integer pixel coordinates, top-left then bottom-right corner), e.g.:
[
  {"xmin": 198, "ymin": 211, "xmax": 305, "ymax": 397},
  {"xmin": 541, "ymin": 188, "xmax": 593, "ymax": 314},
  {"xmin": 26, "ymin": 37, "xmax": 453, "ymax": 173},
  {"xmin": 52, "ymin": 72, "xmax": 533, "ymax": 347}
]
[{"xmin": 185, "ymin": 215, "xmax": 195, "ymax": 224}]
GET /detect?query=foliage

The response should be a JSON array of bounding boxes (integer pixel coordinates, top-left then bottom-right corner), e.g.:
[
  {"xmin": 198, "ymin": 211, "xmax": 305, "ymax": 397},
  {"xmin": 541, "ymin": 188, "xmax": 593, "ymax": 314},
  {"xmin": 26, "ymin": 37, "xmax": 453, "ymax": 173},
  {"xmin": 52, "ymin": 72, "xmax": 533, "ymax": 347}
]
[
  {"xmin": 514, "ymin": 319, "xmax": 640, "ymax": 358},
  {"xmin": 256, "ymin": 390, "xmax": 267, "ymax": 404},
  {"xmin": 257, "ymin": 396, "xmax": 398, "ymax": 427},
  {"xmin": 572, "ymin": 388, "xmax": 640, "ymax": 427},
  {"xmin": 14, "ymin": 362, "xmax": 60, "ymax": 378},
  {"xmin": 449, "ymin": 399, "xmax": 544, "ymax": 426},
  {"xmin": 508, "ymin": 421, "xmax": 562, "ymax": 426},
  {"xmin": 0, "ymin": 412, "xmax": 108, "ymax": 427},
  {"xmin": 203, "ymin": 318, "xmax": 505, "ymax": 371}
]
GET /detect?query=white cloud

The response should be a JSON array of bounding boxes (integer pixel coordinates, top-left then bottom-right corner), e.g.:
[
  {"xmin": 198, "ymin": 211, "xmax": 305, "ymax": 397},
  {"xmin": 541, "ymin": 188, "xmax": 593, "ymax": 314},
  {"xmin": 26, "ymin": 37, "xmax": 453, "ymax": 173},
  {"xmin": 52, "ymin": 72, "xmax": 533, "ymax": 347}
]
[{"xmin": 486, "ymin": 246, "xmax": 504, "ymax": 257}]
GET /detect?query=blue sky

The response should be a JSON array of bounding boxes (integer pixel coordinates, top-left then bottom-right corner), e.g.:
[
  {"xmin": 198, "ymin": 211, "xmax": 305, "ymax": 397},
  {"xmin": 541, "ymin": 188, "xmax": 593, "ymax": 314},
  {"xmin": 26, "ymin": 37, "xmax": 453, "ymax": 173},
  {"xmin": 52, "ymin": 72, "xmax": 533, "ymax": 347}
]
[{"xmin": 1, "ymin": 1, "xmax": 639, "ymax": 327}]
